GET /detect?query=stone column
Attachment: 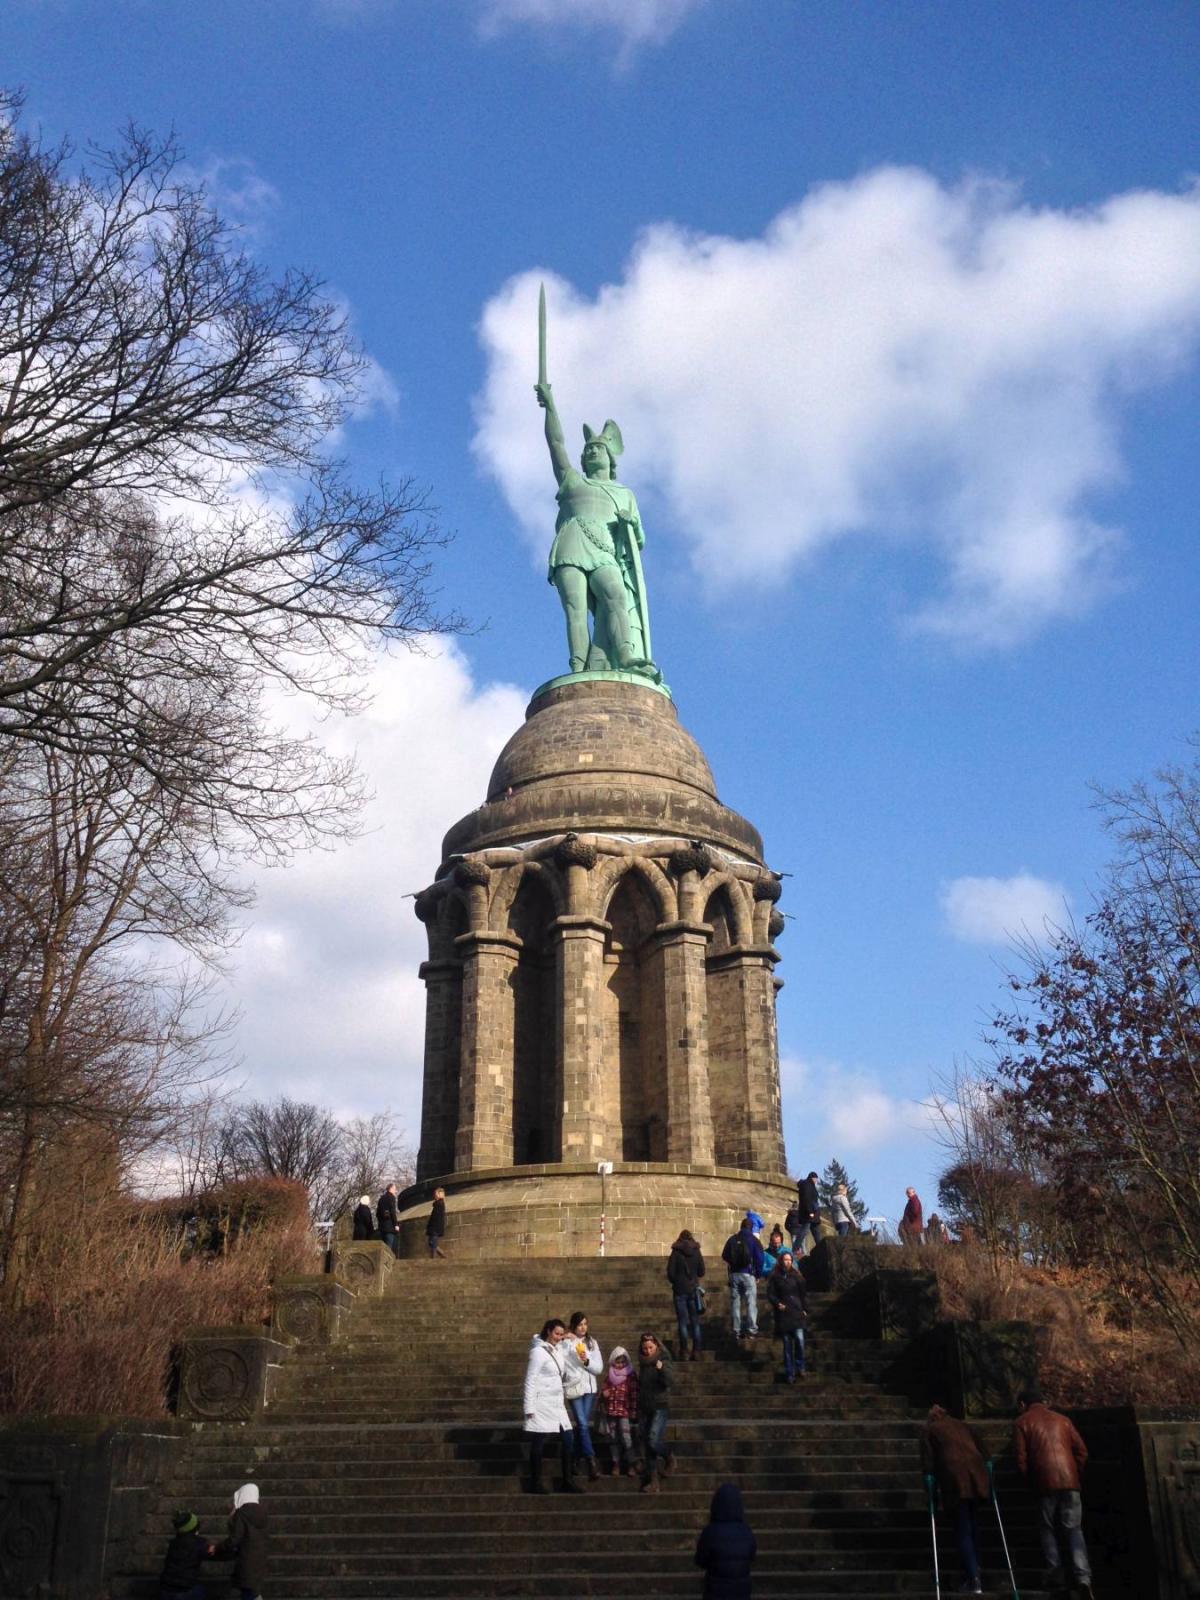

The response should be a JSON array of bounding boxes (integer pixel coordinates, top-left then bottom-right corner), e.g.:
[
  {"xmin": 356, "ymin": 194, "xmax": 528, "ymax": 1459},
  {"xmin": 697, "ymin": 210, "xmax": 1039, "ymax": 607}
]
[
  {"xmin": 415, "ymin": 956, "xmax": 461, "ymax": 1181},
  {"xmin": 554, "ymin": 914, "xmax": 611, "ymax": 1163},
  {"xmin": 454, "ymin": 930, "xmax": 521, "ymax": 1172},
  {"xmin": 707, "ymin": 947, "xmax": 785, "ymax": 1173},
  {"xmin": 647, "ymin": 920, "xmax": 716, "ymax": 1166}
]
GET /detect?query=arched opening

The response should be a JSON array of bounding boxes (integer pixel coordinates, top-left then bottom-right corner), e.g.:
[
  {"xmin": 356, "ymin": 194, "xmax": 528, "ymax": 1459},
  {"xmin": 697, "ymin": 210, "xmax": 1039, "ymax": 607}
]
[
  {"xmin": 704, "ymin": 884, "xmax": 750, "ymax": 1168},
  {"xmin": 508, "ymin": 873, "xmax": 557, "ymax": 1165},
  {"xmin": 604, "ymin": 871, "xmax": 667, "ymax": 1162}
]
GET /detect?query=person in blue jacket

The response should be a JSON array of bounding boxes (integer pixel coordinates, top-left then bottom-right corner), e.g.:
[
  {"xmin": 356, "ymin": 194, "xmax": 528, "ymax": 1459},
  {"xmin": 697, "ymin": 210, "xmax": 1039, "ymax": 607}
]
[{"xmin": 695, "ymin": 1481, "xmax": 757, "ymax": 1599}]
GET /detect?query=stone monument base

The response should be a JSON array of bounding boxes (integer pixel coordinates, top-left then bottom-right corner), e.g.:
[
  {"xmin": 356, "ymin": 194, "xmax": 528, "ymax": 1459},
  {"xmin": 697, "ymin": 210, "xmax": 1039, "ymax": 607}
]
[{"xmin": 394, "ymin": 1162, "xmax": 795, "ymax": 1260}]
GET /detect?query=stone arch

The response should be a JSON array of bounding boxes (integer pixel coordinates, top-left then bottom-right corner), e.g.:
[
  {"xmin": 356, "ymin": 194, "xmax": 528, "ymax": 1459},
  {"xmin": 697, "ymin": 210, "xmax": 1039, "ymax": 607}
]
[
  {"xmin": 591, "ymin": 853, "xmax": 676, "ymax": 927},
  {"xmin": 506, "ymin": 872, "xmax": 559, "ymax": 1165},
  {"xmin": 701, "ymin": 873, "xmax": 753, "ymax": 949},
  {"xmin": 488, "ymin": 857, "xmax": 568, "ymax": 933},
  {"xmin": 603, "ymin": 871, "xmax": 669, "ymax": 1162}
]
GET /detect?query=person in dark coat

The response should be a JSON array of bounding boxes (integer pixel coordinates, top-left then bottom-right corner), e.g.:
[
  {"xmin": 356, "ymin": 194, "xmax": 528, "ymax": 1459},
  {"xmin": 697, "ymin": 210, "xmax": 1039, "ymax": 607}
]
[
  {"xmin": 765, "ymin": 1249, "xmax": 808, "ymax": 1381},
  {"xmin": 667, "ymin": 1229, "xmax": 706, "ymax": 1360},
  {"xmin": 899, "ymin": 1186, "xmax": 924, "ymax": 1244},
  {"xmin": 215, "ymin": 1482, "xmax": 269, "ymax": 1600},
  {"xmin": 426, "ymin": 1186, "xmax": 447, "ymax": 1258},
  {"xmin": 694, "ymin": 1481, "xmax": 757, "ymax": 1600},
  {"xmin": 797, "ymin": 1172, "xmax": 821, "ymax": 1255},
  {"xmin": 376, "ymin": 1183, "xmax": 400, "ymax": 1256},
  {"xmin": 158, "ymin": 1509, "xmax": 214, "ymax": 1599},
  {"xmin": 920, "ymin": 1404, "xmax": 991, "ymax": 1595},
  {"xmin": 721, "ymin": 1218, "xmax": 765, "ymax": 1342},
  {"xmin": 637, "ymin": 1331, "xmax": 674, "ymax": 1493},
  {"xmin": 351, "ymin": 1195, "xmax": 374, "ymax": 1240}
]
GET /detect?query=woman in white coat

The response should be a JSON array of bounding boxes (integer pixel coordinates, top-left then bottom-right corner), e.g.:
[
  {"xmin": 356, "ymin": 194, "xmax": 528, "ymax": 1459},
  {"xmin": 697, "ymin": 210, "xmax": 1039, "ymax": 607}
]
[
  {"xmin": 523, "ymin": 1318, "xmax": 581, "ymax": 1494},
  {"xmin": 562, "ymin": 1311, "xmax": 604, "ymax": 1480}
]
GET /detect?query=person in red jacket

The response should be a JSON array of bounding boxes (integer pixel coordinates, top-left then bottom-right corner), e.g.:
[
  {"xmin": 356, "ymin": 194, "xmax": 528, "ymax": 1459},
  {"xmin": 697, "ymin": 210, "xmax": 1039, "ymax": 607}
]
[
  {"xmin": 898, "ymin": 1187, "xmax": 924, "ymax": 1244},
  {"xmin": 1013, "ymin": 1389, "xmax": 1093, "ymax": 1599}
]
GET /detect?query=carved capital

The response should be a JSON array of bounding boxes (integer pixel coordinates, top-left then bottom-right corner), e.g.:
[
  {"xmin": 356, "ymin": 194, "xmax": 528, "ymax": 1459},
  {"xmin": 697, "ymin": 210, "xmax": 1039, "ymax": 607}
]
[
  {"xmin": 555, "ymin": 832, "xmax": 598, "ymax": 870},
  {"xmin": 769, "ymin": 908, "xmax": 786, "ymax": 939},
  {"xmin": 668, "ymin": 841, "xmax": 713, "ymax": 877},
  {"xmin": 753, "ymin": 872, "xmax": 783, "ymax": 902},
  {"xmin": 413, "ymin": 887, "xmax": 440, "ymax": 923},
  {"xmin": 453, "ymin": 856, "xmax": 491, "ymax": 888}
]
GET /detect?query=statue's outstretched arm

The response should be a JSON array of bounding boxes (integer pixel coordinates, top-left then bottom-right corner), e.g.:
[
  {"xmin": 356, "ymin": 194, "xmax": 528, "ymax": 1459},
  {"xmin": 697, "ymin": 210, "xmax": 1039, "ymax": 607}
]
[{"xmin": 535, "ymin": 382, "xmax": 571, "ymax": 484}]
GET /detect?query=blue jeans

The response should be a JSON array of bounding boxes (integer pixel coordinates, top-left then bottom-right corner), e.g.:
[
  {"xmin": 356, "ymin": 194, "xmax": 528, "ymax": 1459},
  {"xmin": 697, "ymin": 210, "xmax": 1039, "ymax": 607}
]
[
  {"xmin": 1039, "ymin": 1490, "xmax": 1090, "ymax": 1581},
  {"xmin": 568, "ymin": 1391, "xmax": 596, "ymax": 1457},
  {"xmin": 955, "ymin": 1499, "xmax": 981, "ymax": 1583},
  {"xmin": 781, "ymin": 1328, "xmax": 806, "ymax": 1378},
  {"xmin": 638, "ymin": 1406, "xmax": 669, "ymax": 1477},
  {"xmin": 673, "ymin": 1292, "xmax": 702, "ymax": 1351},
  {"xmin": 729, "ymin": 1272, "xmax": 757, "ymax": 1335},
  {"xmin": 835, "ymin": 1221, "xmax": 851, "ymax": 1237},
  {"xmin": 795, "ymin": 1220, "xmax": 819, "ymax": 1254},
  {"xmin": 381, "ymin": 1230, "xmax": 398, "ymax": 1257}
]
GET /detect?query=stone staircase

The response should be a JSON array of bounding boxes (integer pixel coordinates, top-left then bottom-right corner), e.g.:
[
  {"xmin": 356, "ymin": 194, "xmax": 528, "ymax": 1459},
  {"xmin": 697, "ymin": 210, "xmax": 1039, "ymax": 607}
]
[{"xmin": 113, "ymin": 1257, "xmax": 1072, "ymax": 1598}]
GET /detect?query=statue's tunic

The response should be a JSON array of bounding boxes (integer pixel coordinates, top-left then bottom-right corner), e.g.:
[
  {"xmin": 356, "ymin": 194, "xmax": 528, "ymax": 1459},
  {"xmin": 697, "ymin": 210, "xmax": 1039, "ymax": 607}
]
[{"xmin": 547, "ymin": 468, "xmax": 641, "ymax": 581}]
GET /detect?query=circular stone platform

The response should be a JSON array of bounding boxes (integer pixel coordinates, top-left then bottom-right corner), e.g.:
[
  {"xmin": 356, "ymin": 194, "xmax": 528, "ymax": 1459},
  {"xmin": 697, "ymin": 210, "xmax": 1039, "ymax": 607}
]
[{"xmin": 394, "ymin": 1163, "xmax": 797, "ymax": 1261}]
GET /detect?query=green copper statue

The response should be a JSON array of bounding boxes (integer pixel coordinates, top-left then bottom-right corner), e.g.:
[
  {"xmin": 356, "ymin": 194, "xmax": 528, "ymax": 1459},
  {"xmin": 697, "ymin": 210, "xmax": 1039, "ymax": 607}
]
[{"xmin": 534, "ymin": 286, "xmax": 659, "ymax": 681}]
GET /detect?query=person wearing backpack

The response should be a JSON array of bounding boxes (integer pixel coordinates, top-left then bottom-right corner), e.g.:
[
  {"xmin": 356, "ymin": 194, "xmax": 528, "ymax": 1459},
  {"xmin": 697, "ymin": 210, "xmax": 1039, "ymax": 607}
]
[{"xmin": 720, "ymin": 1217, "xmax": 764, "ymax": 1342}]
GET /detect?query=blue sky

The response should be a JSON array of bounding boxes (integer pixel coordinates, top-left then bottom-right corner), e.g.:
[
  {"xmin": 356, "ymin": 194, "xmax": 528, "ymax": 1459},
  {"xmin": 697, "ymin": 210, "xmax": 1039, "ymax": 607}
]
[{"xmin": 8, "ymin": 0, "xmax": 1200, "ymax": 1228}]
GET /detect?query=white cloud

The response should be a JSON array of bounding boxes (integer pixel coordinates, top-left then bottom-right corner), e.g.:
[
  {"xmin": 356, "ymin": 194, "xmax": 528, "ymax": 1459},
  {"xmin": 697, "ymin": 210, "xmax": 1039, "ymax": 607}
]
[
  {"xmin": 781, "ymin": 1054, "xmax": 935, "ymax": 1157},
  {"xmin": 940, "ymin": 870, "xmax": 1069, "ymax": 945},
  {"xmin": 475, "ymin": 0, "xmax": 703, "ymax": 50},
  {"xmin": 222, "ymin": 644, "xmax": 527, "ymax": 1132},
  {"xmin": 474, "ymin": 169, "xmax": 1200, "ymax": 646}
]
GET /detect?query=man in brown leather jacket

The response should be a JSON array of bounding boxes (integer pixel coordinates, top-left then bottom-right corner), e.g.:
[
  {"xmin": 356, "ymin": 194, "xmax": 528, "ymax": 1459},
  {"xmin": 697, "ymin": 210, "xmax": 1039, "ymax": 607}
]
[{"xmin": 1013, "ymin": 1389, "xmax": 1093, "ymax": 1598}]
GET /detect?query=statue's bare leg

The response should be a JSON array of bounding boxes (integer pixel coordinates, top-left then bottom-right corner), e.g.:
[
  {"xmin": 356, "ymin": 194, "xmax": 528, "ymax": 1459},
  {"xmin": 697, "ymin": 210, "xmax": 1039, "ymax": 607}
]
[
  {"xmin": 591, "ymin": 565, "xmax": 636, "ymax": 668},
  {"xmin": 553, "ymin": 565, "xmax": 590, "ymax": 673}
]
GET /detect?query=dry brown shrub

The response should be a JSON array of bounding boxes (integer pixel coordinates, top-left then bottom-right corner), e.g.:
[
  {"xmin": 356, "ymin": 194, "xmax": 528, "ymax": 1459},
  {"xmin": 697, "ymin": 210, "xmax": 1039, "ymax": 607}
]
[
  {"xmin": 0, "ymin": 1182, "xmax": 313, "ymax": 1417},
  {"xmin": 926, "ymin": 1241, "xmax": 1200, "ymax": 1408}
]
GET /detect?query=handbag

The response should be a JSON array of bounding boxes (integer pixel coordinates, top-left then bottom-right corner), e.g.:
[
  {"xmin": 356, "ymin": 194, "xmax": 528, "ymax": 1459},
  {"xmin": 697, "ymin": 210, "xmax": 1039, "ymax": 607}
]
[{"xmin": 694, "ymin": 1285, "xmax": 707, "ymax": 1316}]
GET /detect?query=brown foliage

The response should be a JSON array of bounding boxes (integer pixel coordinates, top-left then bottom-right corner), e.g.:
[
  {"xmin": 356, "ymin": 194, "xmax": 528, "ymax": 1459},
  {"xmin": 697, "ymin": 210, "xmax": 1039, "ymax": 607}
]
[
  {"xmin": 927, "ymin": 1241, "xmax": 1200, "ymax": 1409},
  {"xmin": 0, "ymin": 1183, "xmax": 311, "ymax": 1416}
]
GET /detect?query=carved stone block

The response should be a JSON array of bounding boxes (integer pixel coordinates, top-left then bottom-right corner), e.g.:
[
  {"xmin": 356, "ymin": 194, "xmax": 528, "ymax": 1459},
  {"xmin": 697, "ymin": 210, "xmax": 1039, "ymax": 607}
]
[
  {"xmin": 177, "ymin": 1326, "xmax": 292, "ymax": 1421},
  {"xmin": 331, "ymin": 1238, "xmax": 395, "ymax": 1297},
  {"xmin": 272, "ymin": 1274, "xmax": 354, "ymax": 1346}
]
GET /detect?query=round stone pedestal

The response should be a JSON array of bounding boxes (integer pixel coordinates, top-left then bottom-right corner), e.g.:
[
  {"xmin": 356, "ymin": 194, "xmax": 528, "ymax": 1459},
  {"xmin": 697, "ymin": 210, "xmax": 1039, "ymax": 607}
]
[{"xmin": 395, "ymin": 1162, "xmax": 796, "ymax": 1261}]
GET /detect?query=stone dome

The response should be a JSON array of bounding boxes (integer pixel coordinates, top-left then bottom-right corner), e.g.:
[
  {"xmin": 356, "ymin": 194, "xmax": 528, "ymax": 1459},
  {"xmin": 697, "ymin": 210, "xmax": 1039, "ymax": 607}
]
[{"xmin": 441, "ymin": 676, "xmax": 763, "ymax": 862}]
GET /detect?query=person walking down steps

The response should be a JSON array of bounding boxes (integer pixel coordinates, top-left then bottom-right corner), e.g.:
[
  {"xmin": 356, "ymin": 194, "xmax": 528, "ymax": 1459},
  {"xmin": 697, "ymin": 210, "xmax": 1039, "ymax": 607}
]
[
  {"xmin": 766, "ymin": 1248, "xmax": 808, "ymax": 1382},
  {"xmin": 563, "ymin": 1310, "xmax": 604, "ymax": 1480},
  {"xmin": 523, "ymin": 1318, "xmax": 582, "ymax": 1495},
  {"xmin": 637, "ymin": 1331, "xmax": 675, "ymax": 1494},
  {"xmin": 213, "ymin": 1483, "xmax": 269, "ymax": 1600},
  {"xmin": 598, "ymin": 1345, "xmax": 639, "ymax": 1476},
  {"xmin": 666, "ymin": 1227, "xmax": 706, "ymax": 1360}
]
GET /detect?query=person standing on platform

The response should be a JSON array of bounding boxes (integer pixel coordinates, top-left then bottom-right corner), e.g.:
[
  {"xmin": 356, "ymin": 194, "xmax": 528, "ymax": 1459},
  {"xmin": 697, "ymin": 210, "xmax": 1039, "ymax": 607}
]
[
  {"xmin": 666, "ymin": 1228, "xmax": 706, "ymax": 1361},
  {"xmin": 721, "ymin": 1217, "xmax": 764, "ymax": 1343},
  {"xmin": 523, "ymin": 1318, "xmax": 581, "ymax": 1495},
  {"xmin": 351, "ymin": 1195, "xmax": 374, "ymax": 1240},
  {"xmin": 899, "ymin": 1186, "xmax": 924, "ymax": 1244},
  {"xmin": 1013, "ymin": 1389, "xmax": 1094, "ymax": 1598},
  {"xmin": 426, "ymin": 1186, "xmax": 447, "ymax": 1258},
  {"xmin": 562, "ymin": 1311, "xmax": 604, "ymax": 1480},
  {"xmin": 376, "ymin": 1183, "xmax": 400, "ymax": 1256},
  {"xmin": 830, "ymin": 1183, "xmax": 856, "ymax": 1237},
  {"xmin": 797, "ymin": 1171, "xmax": 822, "ymax": 1255},
  {"xmin": 920, "ymin": 1403, "xmax": 991, "ymax": 1596}
]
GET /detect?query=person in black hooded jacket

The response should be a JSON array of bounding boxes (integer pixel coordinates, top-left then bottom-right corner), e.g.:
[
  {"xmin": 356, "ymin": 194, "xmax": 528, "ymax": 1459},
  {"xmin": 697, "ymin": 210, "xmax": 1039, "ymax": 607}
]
[
  {"xmin": 158, "ymin": 1509, "xmax": 214, "ymax": 1599},
  {"xmin": 215, "ymin": 1482, "xmax": 269, "ymax": 1600},
  {"xmin": 666, "ymin": 1229, "xmax": 706, "ymax": 1360},
  {"xmin": 695, "ymin": 1481, "xmax": 757, "ymax": 1599}
]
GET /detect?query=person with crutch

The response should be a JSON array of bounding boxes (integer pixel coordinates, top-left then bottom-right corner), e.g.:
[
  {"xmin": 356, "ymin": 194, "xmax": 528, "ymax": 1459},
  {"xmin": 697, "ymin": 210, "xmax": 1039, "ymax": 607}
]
[
  {"xmin": 1013, "ymin": 1388, "xmax": 1094, "ymax": 1599},
  {"xmin": 920, "ymin": 1402, "xmax": 991, "ymax": 1596}
]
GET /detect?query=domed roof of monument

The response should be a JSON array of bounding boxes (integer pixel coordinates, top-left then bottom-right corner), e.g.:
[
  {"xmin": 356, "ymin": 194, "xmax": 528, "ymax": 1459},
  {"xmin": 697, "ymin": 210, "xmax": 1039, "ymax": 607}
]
[
  {"xmin": 487, "ymin": 679, "xmax": 717, "ymax": 801},
  {"xmin": 442, "ymin": 677, "xmax": 763, "ymax": 863}
]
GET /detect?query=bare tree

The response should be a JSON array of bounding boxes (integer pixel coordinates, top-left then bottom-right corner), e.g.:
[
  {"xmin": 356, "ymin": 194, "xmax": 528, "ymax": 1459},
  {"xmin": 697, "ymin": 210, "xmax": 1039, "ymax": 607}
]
[{"xmin": 0, "ymin": 97, "xmax": 461, "ymax": 811}]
